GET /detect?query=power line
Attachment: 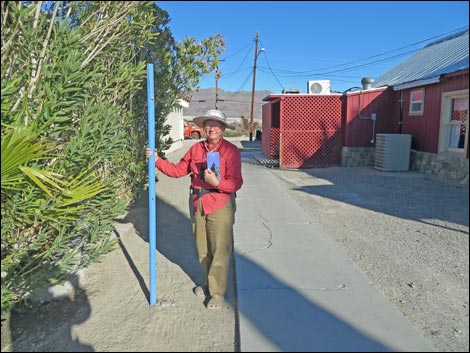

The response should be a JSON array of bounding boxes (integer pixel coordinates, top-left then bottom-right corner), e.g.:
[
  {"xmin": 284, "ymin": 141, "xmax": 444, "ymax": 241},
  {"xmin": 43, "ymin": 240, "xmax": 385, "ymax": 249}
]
[
  {"xmin": 188, "ymin": 98, "xmax": 264, "ymax": 105},
  {"xmin": 217, "ymin": 26, "xmax": 469, "ymax": 95},
  {"xmin": 222, "ymin": 42, "xmax": 254, "ymax": 79},
  {"xmin": 229, "ymin": 68, "xmax": 254, "ymax": 97},
  {"xmin": 219, "ymin": 98, "xmax": 264, "ymax": 105},
  {"xmin": 221, "ymin": 41, "xmax": 253, "ymax": 60},
  {"xmin": 261, "ymin": 49, "xmax": 419, "ymax": 79},
  {"xmin": 259, "ymin": 40, "xmax": 285, "ymax": 91},
  {"xmin": 256, "ymin": 26, "xmax": 469, "ymax": 78},
  {"xmin": 215, "ymin": 38, "xmax": 255, "ymax": 94}
]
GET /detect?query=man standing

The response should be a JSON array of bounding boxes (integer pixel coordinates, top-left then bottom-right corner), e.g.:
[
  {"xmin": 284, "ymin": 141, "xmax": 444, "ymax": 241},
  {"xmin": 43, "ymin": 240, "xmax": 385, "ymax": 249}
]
[{"xmin": 146, "ymin": 109, "xmax": 243, "ymax": 309}]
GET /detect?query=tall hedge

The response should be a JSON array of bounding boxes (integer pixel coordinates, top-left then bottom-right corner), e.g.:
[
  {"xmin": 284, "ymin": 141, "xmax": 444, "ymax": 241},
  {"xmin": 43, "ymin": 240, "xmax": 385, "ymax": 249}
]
[{"xmin": 1, "ymin": 1, "xmax": 224, "ymax": 313}]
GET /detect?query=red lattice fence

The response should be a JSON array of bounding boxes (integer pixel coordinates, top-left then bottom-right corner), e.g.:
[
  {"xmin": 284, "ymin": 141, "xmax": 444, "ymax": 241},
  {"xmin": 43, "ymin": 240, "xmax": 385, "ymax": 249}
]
[{"xmin": 265, "ymin": 95, "xmax": 343, "ymax": 168}]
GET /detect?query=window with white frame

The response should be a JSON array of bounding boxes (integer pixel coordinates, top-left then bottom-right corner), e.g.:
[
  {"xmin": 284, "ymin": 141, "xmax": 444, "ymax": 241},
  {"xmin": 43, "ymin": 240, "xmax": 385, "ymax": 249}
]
[
  {"xmin": 409, "ymin": 89, "xmax": 424, "ymax": 115},
  {"xmin": 439, "ymin": 91, "xmax": 469, "ymax": 153}
]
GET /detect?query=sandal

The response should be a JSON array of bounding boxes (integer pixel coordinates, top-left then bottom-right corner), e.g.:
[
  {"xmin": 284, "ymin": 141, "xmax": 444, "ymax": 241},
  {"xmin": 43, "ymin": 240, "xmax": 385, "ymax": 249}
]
[
  {"xmin": 193, "ymin": 285, "xmax": 207, "ymax": 298},
  {"xmin": 207, "ymin": 294, "xmax": 224, "ymax": 310}
]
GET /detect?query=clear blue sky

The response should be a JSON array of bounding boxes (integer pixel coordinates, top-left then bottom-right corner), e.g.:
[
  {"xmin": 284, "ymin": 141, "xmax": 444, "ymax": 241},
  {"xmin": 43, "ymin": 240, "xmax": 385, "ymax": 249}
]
[{"xmin": 157, "ymin": 1, "xmax": 469, "ymax": 94}]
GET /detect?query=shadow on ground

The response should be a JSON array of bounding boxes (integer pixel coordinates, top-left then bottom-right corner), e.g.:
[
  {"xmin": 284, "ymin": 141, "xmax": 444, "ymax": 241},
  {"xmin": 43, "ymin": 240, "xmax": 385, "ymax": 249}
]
[
  {"xmin": 115, "ymin": 189, "xmax": 205, "ymax": 296},
  {"xmin": 3, "ymin": 141, "xmax": 407, "ymax": 352},
  {"xmin": 6, "ymin": 274, "xmax": 93, "ymax": 352},
  {"xmin": 117, "ymin": 186, "xmax": 393, "ymax": 351},
  {"xmin": 291, "ymin": 167, "xmax": 469, "ymax": 231},
  {"xmin": 239, "ymin": 140, "xmax": 262, "ymax": 152},
  {"xmin": 236, "ymin": 254, "xmax": 393, "ymax": 352}
]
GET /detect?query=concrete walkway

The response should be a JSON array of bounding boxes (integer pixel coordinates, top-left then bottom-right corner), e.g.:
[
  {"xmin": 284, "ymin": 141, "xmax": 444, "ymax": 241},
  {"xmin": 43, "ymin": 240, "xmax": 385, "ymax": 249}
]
[{"xmin": 234, "ymin": 142, "xmax": 434, "ymax": 352}]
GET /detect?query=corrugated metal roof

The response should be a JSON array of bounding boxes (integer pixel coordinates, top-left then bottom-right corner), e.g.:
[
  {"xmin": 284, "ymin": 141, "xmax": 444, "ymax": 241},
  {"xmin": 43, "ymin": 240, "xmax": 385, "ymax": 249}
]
[{"xmin": 374, "ymin": 29, "xmax": 469, "ymax": 88}]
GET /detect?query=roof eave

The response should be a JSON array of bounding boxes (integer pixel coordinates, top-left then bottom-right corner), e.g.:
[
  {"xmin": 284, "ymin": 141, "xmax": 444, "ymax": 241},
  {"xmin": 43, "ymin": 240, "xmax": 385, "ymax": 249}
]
[{"xmin": 392, "ymin": 76, "xmax": 441, "ymax": 91}]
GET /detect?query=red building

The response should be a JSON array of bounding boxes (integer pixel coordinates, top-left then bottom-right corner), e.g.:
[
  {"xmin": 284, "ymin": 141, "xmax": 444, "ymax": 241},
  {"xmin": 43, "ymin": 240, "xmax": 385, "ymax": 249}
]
[{"xmin": 261, "ymin": 29, "xmax": 469, "ymax": 185}]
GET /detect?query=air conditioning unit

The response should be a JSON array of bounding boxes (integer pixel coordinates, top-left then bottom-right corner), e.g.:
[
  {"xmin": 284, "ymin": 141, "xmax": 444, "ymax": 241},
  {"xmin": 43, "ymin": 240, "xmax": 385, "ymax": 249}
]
[
  {"xmin": 307, "ymin": 80, "xmax": 331, "ymax": 94},
  {"xmin": 374, "ymin": 134, "xmax": 412, "ymax": 171}
]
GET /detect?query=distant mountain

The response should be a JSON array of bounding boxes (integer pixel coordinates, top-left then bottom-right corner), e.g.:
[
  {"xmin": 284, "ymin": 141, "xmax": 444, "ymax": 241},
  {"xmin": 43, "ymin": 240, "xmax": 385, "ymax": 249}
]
[{"xmin": 183, "ymin": 88, "xmax": 273, "ymax": 119}]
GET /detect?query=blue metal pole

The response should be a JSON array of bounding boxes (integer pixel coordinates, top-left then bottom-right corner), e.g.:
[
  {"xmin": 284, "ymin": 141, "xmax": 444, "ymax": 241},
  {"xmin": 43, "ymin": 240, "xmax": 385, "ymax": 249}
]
[{"xmin": 147, "ymin": 63, "xmax": 157, "ymax": 306}]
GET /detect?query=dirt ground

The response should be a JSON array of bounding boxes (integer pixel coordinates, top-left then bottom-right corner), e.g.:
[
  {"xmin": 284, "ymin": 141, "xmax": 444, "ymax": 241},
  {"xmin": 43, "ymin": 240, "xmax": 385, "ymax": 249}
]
[{"xmin": 1, "ymin": 138, "xmax": 469, "ymax": 352}]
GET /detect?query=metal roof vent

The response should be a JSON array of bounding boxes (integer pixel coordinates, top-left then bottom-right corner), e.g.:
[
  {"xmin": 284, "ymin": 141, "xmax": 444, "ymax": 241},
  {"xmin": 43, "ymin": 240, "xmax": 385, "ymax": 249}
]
[
  {"xmin": 361, "ymin": 77, "xmax": 375, "ymax": 90},
  {"xmin": 282, "ymin": 89, "xmax": 300, "ymax": 94}
]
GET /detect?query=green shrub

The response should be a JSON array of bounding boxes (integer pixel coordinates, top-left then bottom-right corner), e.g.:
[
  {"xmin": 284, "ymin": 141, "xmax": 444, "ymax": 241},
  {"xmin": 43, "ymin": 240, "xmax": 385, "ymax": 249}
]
[{"xmin": 1, "ymin": 1, "xmax": 224, "ymax": 313}]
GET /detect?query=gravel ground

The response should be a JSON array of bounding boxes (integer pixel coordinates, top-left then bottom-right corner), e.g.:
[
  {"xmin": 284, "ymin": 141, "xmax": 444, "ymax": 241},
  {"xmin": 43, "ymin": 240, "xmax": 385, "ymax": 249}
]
[{"xmin": 269, "ymin": 166, "xmax": 469, "ymax": 352}]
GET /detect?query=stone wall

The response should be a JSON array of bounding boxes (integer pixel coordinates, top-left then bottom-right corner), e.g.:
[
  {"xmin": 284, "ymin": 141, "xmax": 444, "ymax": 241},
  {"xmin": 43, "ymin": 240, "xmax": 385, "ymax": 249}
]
[
  {"xmin": 341, "ymin": 147, "xmax": 469, "ymax": 187},
  {"xmin": 410, "ymin": 150, "xmax": 469, "ymax": 186},
  {"xmin": 341, "ymin": 147, "xmax": 375, "ymax": 167}
]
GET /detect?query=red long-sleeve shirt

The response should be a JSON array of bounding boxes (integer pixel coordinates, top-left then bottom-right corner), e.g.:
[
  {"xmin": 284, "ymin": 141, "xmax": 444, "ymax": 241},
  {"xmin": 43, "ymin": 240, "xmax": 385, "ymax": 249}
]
[{"xmin": 156, "ymin": 139, "xmax": 243, "ymax": 215}]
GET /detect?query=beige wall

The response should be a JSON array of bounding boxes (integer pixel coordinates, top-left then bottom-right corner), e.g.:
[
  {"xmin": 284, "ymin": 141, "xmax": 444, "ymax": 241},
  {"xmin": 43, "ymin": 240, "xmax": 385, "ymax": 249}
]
[{"xmin": 165, "ymin": 99, "xmax": 189, "ymax": 153}]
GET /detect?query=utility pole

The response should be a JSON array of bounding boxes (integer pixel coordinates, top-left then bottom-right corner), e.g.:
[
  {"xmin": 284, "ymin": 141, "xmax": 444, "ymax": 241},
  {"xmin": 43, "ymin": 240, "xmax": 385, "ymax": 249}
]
[
  {"xmin": 249, "ymin": 32, "xmax": 259, "ymax": 141},
  {"xmin": 215, "ymin": 69, "xmax": 222, "ymax": 109},
  {"xmin": 215, "ymin": 59, "xmax": 225, "ymax": 109}
]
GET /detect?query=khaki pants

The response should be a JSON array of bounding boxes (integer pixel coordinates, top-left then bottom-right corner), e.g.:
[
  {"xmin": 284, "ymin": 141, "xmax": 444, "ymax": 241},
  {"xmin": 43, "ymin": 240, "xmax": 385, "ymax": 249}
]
[{"xmin": 191, "ymin": 195, "xmax": 236, "ymax": 297}]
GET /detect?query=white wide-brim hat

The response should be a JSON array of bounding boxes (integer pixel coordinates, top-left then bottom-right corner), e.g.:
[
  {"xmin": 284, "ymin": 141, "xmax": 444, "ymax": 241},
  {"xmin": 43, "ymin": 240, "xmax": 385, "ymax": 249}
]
[{"xmin": 193, "ymin": 109, "xmax": 228, "ymax": 128}]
